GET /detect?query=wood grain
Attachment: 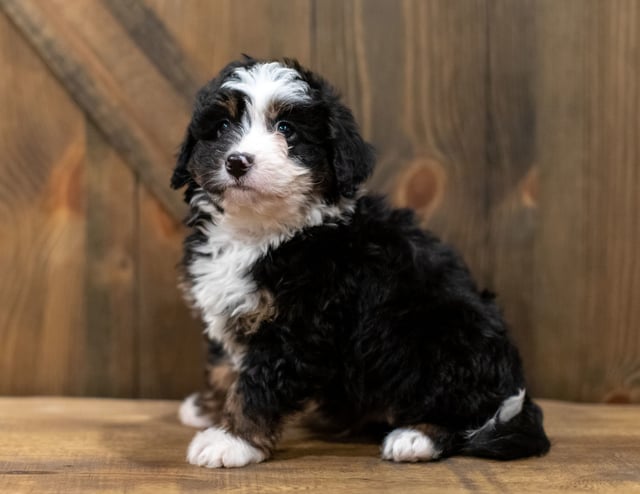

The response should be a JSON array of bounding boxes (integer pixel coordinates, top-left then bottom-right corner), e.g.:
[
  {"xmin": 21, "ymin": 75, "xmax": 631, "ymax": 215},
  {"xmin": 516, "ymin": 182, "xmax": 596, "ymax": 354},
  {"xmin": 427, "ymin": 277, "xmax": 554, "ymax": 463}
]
[
  {"xmin": 0, "ymin": 397, "xmax": 639, "ymax": 493},
  {"xmin": 0, "ymin": 11, "xmax": 87, "ymax": 395},
  {"xmin": 83, "ymin": 123, "xmax": 137, "ymax": 397},
  {"xmin": 404, "ymin": 0, "xmax": 492, "ymax": 283},
  {"xmin": 534, "ymin": 0, "xmax": 640, "ymax": 402},
  {"xmin": 148, "ymin": 0, "xmax": 312, "ymax": 74},
  {"xmin": 138, "ymin": 0, "xmax": 315, "ymax": 399},
  {"xmin": 136, "ymin": 189, "xmax": 202, "ymax": 399},
  {"xmin": 102, "ymin": 0, "xmax": 202, "ymax": 102},
  {"xmin": 0, "ymin": 0, "xmax": 639, "ymax": 403},
  {"xmin": 315, "ymin": 0, "xmax": 491, "ymax": 283},
  {"xmin": 312, "ymin": 0, "xmax": 375, "ymax": 138},
  {"xmin": 0, "ymin": 0, "xmax": 189, "ymax": 220},
  {"xmin": 484, "ymin": 0, "xmax": 539, "ymax": 389}
]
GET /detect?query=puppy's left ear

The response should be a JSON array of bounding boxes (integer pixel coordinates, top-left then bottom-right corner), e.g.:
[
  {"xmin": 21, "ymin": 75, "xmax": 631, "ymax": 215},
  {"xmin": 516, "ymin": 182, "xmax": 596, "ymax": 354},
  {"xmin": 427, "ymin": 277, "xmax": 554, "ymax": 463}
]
[
  {"xmin": 170, "ymin": 129, "xmax": 196, "ymax": 189},
  {"xmin": 330, "ymin": 105, "xmax": 375, "ymax": 198}
]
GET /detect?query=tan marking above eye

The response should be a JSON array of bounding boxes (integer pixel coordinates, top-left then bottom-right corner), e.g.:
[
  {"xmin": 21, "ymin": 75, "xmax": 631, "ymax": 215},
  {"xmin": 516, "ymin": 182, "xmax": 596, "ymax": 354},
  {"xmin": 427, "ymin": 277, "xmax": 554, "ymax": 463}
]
[
  {"xmin": 266, "ymin": 99, "xmax": 297, "ymax": 122},
  {"xmin": 217, "ymin": 97, "xmax": 238, "ymax": 119}
]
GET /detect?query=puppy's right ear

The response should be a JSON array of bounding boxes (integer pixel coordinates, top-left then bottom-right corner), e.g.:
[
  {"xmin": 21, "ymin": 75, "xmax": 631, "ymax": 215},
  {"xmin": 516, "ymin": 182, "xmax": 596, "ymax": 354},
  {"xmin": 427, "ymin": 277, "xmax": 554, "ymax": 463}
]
[
  {"xmin": 170, "ymin": 129, "xmax": 196, "ymax": 189},
  {"xmin": 329, "ymin": 104, "xmax": 375, "ymax": 199}
]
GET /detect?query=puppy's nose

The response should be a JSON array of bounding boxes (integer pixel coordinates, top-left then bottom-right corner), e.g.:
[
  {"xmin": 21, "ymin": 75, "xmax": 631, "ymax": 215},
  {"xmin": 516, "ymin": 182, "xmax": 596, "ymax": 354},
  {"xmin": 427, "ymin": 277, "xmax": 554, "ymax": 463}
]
[{"xmin": 225, "ymin": 153, "xmax": 254, "ymax": 179}]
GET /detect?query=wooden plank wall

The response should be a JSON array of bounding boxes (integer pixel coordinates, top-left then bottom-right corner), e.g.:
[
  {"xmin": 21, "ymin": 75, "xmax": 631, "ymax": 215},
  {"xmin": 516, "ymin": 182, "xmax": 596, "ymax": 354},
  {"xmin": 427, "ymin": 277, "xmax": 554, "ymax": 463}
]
[{"xmin": 0, "ymin": 0, "xmax": 638, "ymax": 402}]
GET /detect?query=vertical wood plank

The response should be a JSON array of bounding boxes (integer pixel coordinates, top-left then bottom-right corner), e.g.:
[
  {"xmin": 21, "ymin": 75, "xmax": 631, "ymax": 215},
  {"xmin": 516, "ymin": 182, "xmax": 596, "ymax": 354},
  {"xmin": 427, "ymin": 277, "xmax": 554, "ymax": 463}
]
[
  {"xmin": 228, "ymin": 0, "xmax": 311, "ymax": 64},
  {"xmin": 534, "ymin": 0, "xmax": 640, "ymax": 402},
  {"xmin": 138, "ymin": 0, "xmax": 314, "ymax": 398},
  {"xmin": 0, "ymin": 11, "xmax": 87, "ymax": 395},
  {"xmin": 0, "ymin": 0, "xmax": 637, "ymax": 403},
  {"xmin": 398, "ymin": 0, "xmax": 490, "ymax": 285},
  {"xmin": 83, "ymin": 123, "xmax": 137, "ymax": 397},
  {"xmin": 534, "ymin": 0, "xmax": 595, "ymax": 401},
  {"xmin": 314, "ymin": 0, "xmax": 490, "ymax": 282},
  {"xmin": 314, "ymin": 0, "xmax": 410, "ymax": 173},
  {"xmin": 484, "ymin": 0, "xmax": 539, "ymax": 390},
  {"xmin": 149, "ymin": 0, "xmax": 312, "ymax": 75},
  {"xmin": 136, "ymin": 193, "xmax": 202, "ymax": 399},
  {"xmin": 144, "ymin": 0, "xmax": 232, "ymax": 77}
]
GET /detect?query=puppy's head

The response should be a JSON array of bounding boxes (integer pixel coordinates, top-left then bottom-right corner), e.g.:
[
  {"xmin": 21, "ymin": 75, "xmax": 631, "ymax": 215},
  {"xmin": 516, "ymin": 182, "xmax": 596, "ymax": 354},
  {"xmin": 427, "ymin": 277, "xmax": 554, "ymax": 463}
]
[{"xmin": 171, "ymin": 57, "xmax": 374, "ymax": 230}]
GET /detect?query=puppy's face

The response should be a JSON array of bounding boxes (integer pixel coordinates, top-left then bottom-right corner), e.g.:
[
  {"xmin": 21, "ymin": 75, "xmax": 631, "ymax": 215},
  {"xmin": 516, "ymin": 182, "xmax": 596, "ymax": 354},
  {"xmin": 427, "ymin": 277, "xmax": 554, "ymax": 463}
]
[{"xmin": 172, "ymin": 58, "xmax": 374, "ymax": 230}]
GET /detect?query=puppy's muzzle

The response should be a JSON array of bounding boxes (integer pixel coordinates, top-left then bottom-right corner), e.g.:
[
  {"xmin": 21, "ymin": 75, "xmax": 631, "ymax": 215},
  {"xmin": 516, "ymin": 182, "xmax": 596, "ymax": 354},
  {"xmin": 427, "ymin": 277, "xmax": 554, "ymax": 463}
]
[{"xmin": 226, "ymin": 152, "xmax": 254, "ymax": 179}]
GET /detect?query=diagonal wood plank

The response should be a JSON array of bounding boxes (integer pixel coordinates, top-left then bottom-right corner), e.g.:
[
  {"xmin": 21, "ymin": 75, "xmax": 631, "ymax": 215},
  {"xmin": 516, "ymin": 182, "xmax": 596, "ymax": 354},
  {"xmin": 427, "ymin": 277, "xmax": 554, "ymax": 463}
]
[
  {"xmin": 0, "ymin": 0, "xmax": 197, "ymax": 221},
  {"xmin": 102, "ymin": 0, "xmax": 203, "ymax": 102}
]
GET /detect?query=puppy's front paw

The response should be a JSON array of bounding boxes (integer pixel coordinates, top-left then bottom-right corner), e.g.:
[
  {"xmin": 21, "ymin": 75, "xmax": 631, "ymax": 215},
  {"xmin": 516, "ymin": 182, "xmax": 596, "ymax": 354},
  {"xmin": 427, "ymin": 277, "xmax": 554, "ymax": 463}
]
[
  {"xmin": 187, "ymin": 427, "xmax": 266, "ymax": 468},
  {"xmin": 381, "ymin": 428, "xmax": 440, "ymax": 462}
]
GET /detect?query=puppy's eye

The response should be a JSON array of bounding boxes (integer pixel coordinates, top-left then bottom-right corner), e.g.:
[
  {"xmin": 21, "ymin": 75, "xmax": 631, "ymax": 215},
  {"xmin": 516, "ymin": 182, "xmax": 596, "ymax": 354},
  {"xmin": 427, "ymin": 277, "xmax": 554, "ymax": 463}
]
[
  {"xmin": 276, "ymin": 121, "xmax": 295, "ymax": 139},
  {"xmin": 216, "ymin": 119, "xmax": 231, "ymax": 137}
]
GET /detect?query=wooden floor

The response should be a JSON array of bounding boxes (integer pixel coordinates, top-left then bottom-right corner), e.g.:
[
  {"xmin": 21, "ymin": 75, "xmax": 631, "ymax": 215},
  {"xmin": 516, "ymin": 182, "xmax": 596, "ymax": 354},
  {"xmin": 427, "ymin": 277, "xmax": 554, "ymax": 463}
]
[{"xmin": 0, "ymin": 398, "xmax": 639, "ymax": 493}]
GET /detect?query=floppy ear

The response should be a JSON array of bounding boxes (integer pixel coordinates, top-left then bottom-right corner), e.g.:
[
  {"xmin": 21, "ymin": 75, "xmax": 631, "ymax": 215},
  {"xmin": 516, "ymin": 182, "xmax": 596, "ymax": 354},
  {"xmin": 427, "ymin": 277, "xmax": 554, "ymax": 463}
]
[
  {"xmin": 330, "ymin": 104, "xmax": 375, "ymax": 198},
  {"xmin": 170, "ymin": 129, "xmax": 196, "ymax": 189},
  {"xmin": 171, "ymin": 58, "xmax": 250, "ymax": 191}
]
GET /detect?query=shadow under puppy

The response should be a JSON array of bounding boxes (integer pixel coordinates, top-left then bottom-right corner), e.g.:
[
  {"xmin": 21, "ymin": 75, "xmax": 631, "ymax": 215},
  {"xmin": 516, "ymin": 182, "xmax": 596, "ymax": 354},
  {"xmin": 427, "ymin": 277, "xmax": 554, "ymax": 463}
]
[{"xmin": 171, "ymin": 57, "xmax": 550, "ymax": 468}]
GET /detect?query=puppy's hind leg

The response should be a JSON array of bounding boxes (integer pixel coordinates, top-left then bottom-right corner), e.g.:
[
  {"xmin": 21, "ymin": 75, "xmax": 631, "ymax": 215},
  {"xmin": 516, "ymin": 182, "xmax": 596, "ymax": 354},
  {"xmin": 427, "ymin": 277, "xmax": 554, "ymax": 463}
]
[
  {"xmin": 382, "ymin": 392, "xmax": 551, "ymax": 462},
  {"xmin": 462, "ymin": 394, "xmax": 550, "ymax": 460}
]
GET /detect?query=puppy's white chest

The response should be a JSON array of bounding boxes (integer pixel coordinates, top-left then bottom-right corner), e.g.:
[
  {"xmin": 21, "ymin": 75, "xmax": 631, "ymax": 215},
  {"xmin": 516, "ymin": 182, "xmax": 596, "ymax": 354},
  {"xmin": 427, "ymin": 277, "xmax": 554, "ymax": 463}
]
[{"xmin": 187, "ymin": 226, "xmax": 268, "ymax": 343}]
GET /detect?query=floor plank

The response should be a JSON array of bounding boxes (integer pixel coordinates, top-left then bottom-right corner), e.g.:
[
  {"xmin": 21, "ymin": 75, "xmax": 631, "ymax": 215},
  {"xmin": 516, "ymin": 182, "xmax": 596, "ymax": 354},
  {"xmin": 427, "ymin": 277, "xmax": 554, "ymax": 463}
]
[{"xmin": 0, "ymin": 398, "xmax": 639, "ymax": 493}]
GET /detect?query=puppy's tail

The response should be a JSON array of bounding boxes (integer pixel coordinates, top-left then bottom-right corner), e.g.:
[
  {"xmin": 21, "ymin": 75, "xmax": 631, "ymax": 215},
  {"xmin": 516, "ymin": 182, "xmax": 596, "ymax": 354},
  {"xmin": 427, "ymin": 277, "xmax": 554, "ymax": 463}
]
[{"xmin": 458, "ymin": 390, "xmax": 550, "ymax": 460}]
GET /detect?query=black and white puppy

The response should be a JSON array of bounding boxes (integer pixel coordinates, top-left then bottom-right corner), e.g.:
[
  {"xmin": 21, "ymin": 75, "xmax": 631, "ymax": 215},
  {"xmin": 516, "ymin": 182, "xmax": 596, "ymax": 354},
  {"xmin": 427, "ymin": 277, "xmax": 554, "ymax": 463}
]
[{"xmin": 171, "ymin": 57, "xmax": 550, "ymax": 468}]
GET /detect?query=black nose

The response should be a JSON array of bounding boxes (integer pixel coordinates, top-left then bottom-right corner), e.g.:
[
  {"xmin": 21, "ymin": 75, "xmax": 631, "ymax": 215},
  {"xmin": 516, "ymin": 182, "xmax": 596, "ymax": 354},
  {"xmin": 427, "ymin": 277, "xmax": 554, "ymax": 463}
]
[{"xmin": 225, "ymin": 153, "xmax": 254, "ymax": 179}]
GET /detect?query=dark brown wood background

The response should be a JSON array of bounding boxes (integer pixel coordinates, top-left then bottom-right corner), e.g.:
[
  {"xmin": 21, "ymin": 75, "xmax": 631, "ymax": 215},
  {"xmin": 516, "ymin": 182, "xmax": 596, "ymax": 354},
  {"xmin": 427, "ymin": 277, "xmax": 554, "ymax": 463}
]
[{"xmin": 0, "ymin": 0, "xmax": 638, "ymax": 402}]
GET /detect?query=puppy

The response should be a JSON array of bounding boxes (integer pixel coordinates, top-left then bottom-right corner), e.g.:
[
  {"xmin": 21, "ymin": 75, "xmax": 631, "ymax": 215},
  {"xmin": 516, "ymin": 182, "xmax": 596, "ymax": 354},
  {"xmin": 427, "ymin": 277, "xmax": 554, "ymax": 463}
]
[{"xmin": 171, "ymin": 57, "xmax": 550, "ymax": 468}]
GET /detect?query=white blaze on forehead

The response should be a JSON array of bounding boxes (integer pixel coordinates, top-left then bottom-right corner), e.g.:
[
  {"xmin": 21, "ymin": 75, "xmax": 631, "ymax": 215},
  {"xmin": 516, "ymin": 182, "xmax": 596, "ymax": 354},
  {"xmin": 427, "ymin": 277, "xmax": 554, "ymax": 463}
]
[
  {"xmin": 221, "ymin": 62, "xmax": 311, "ymax": 114},
  {"xmin": 218, "ymin": 62, "xmax": 314, "ymax": 199}
]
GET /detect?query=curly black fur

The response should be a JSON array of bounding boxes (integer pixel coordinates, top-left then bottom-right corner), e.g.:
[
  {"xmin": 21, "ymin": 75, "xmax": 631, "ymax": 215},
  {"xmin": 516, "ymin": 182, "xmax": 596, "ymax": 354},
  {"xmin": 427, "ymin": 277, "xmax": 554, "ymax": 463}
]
[{"xmin": 173, "ymin": 57, "xmax": 550, "ymax": 463}]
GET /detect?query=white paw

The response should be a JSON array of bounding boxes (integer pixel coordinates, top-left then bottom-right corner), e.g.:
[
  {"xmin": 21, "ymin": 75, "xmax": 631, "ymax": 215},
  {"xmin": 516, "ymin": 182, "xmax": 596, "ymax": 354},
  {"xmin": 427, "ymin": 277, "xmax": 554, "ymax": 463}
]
[
  {"xmin": 178, "ymin": 393, "xmax": 214, "ymax": 429},
  {"xmin": 187, "ymin": 427, "xmax": 266, "ymax": 468},
  {"xmin": 381, "ymin": 428, "xmax": 440, "ymax": 462}
]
